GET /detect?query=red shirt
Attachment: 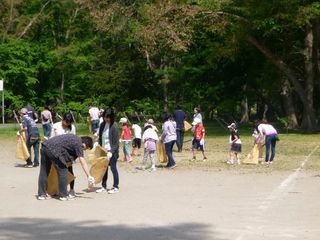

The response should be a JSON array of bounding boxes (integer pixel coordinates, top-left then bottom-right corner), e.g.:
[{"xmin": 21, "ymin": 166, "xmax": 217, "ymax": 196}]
[
  {"xmin": 122, "ymin": 125, "xmax": 131, "ymax": 140},
  {"xmin": 194, "ymin": 124, "xmax": 205, "ymax": 140}
]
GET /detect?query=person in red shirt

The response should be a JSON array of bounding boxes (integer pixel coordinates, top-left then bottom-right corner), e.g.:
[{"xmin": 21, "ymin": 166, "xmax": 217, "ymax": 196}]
[
  {"xmin": 191, "ymin": 118, "xmax": 207, "ymax": 161},
  {"xmin": 120, "ymin": 117, "xmax": 132, "ymax": 162}
]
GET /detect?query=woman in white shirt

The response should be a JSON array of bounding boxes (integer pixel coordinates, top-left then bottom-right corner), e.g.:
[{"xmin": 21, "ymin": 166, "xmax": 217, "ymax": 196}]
[{"xmin": 258, "ymin": 121, "xmax": 278, "ymax": 165}]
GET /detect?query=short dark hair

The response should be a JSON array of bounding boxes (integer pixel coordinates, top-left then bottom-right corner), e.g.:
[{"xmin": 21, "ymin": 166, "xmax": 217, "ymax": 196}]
[{"xmin": 81, "ymin": 136, "xmax": 93, "ymax": 149}]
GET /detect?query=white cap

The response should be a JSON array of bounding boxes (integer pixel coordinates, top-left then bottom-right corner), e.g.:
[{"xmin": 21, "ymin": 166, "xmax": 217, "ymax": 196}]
[
  {"xmin": 228, "ymin": 123, "xmax": 236, "ymax": 129},
  {"xmin": 192, "ymin": 118, "xmax": 201, "ymax": 126},
  {"xmin": 147, "ymin": 119, "xmax": 154, "ymax": 124},
  {"xmin": 119, "ymin": 117, "xmax": 128, "ymax": 124}
]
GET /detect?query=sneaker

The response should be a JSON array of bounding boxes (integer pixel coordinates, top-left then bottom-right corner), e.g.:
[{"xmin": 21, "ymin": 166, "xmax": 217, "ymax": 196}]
[
  {"xmin": 37, "ymin": 194, "xmax": 51, "ymax": 200},
  {"xmin": 59, "ymin": 195, "xmax": 75, "ymax": 201},
  {"xmin": 108, "ymin": 188, "xmax": 119, "ymax": 194},
  {"xmin": 169, "ymin": 164, "xmax": 177, "ymax": 169},
  {"xmin": 227, "ymin": 160, "xmax": 234, "ymax": 165},
  {"xmin": 203, "ymin": 156, "xmax": 207, "ymax": 161},
  {"xmin": 69, "ymin": 190, "xmax": 76, "ymax": 198},
  {"xmin": 24, "ymin": 164, "xmax": 33, "ymax": 168},
  {"xmin": 149, "ymin": 167, "xmax": 156, "ymax": 172},
  {"xmin": 237, "ymin": 160, "xmax": 241, "ymax": 165},
  {"xmin": 95, "ymin": 187, "xmax": 107, "ymax": 193},
  {"xmin": 33, "ymin": 164, "xmax": 39, "ymax": 167}
]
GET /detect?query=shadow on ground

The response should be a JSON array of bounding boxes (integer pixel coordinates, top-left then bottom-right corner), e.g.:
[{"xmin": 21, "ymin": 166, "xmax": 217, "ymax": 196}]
[{"xmin": 0, "ymin": 218, "xmax": 227, "ymax": 240}]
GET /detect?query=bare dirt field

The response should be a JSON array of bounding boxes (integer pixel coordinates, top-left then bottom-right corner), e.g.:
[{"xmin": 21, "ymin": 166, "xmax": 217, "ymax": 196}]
[{"xmin": 0, "ymin": 134, "xmax": 320, "ymax": 240}]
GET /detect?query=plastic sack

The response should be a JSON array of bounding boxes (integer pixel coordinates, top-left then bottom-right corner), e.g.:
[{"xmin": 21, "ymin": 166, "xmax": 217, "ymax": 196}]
[
  {"xmin": 15, "ymin": 135, "xmax": 30, "ymax": 161},
  {"xmin": 47, "ymin": 165, "xmax": 75, "ymax": 196},
  {"xmin": 88, "ymin": 146, "xmax": 109, "ymax": 184},
  {"xmin": 243, "ymin": 144, "xmax": 263, "ymax": 165},
  {"xmin": 157, "ymin": 142, "xmax": 168, "ymax": 164},
  {"xmin": 184, "ymin": 121, "xmax": 192, "ymax": 132}
]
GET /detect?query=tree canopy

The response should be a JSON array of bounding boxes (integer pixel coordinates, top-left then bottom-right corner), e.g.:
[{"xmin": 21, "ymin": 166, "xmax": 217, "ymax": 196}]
[{"xmin": 0, "ymin": 0, "xmax": 319, "ymax": 132}]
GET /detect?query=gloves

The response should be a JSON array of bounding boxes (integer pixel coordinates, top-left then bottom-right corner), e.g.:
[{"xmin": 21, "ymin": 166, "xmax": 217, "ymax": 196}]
[
  {"xmin": 88, "ymin": 176, "xmax": 95, "ymax": 185},
  {"xmin": 93, "ymin": 142, "xmax": 99, "ymax": 148},
  {"xmin": 119, "ymin": 139, "xmax": 122, "ymax": 143},
  {"xmin": 200, "ymin": 139, "xmax": 205, "ymax": 145},
  {"xmin": 16, "ymin": 131, "xmax": 21, "ymax": 136},
  {"xmin": 107, "ymin": 152, "xmax": 113, "ymax": 160}
]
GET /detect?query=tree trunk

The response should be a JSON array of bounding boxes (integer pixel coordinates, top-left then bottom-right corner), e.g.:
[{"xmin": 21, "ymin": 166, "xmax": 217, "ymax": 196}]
[
  {"xmin": 240, "ymin": 85, "xmax": 249, "ymax": 123},
  {"xmin": 262, "ymin": 104, "xmax": 268, "ymax": 121},
  {"xmin": 247, "ymin": 34, "xmax": 318, "ymax": 132},
  {"xmin": 313, "ymin": 19, "xmax": 320, "ymax": 97},
  {"xmin": 301, "ymin": 28, "xmax": 316, "ymax": 131},
  {"xmin": 2, "ymin": 0, "xmax": 14, "ymax": 44},
  {"xmin": 60, "ymin": 72, "xmax": 65, "ymax": 103},
  {"xmin": 281, "ymin": 78, "xmax": 299, "ymax": 129}
]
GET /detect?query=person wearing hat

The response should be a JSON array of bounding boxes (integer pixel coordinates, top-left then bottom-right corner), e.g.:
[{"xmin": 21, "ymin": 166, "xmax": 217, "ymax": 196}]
[
  {"xmin": 19, "ymin": 108, "xmax": 41, "ymax": 167},
  {"xmin": 227, "ymin": 123, "xmax": 242, "ymax": 165},
  {"xmin": 119, "ymin": 117, "xmax": 132, "ymax": 162},
  {"xmin": 96, "ymin": 108, "xmax": 120, "ymax": 194},
  {"xmin": 191, "ymin": 118, "xmax": 207, "ymax": 161}
]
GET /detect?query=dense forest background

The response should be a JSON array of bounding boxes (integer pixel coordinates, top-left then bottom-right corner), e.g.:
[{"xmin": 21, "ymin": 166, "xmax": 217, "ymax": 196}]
[{"xmin": 0, "ymin": 0, "xmax": 319, "ymax": 132}]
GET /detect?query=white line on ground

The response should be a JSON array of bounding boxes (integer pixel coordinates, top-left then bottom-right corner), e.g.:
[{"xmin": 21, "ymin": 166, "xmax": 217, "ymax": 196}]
[{"xmin": 235, "ymin": 145, "xmax": 319, "ymax": 240}]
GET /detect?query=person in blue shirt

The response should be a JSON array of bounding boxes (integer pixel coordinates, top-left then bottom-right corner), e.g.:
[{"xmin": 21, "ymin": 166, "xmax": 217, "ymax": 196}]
[{"xmin": 173, "ymin": 105, "xmax": 187, "ymax": 152}]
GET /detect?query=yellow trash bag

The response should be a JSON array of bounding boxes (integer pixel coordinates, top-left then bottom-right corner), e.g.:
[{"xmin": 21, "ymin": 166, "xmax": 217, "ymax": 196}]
[
  {"xmin": 184, "ymin": 121, "xmax": 192, "ymax": 132},
  {"xmin": 88, "ymin": 146, "xmax": 109, "ymax": 184},
  {"xmin": 157, "ymin": 142, "xmax": 168, "ymax": 164},
  {"xmin": 47, "ymin": 165, "xmax": 75, "ymax": 196},
  {"xmin": 15, "ymin": 135, "xmax": 30, "ymax": 161},
  {"xmin": 243, "ymin": 144, "xmax": 263, "ymax": 165}
]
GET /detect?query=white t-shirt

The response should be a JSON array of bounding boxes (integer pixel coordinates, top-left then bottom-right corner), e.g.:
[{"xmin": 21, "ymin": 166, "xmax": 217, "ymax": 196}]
[
  {"xmin": 132, "ymin": 124, "xmax": 142, "ymax": 139},
  {"xmin": 258, "ymin": 124, "xmax": 277, "ymax": 136},
  {"xmin": 89, "ymin": 107, "xmax": 100, "ymax": 121},
  {"xmin": 52, "ymin": 122, "xmax": 76, "ymax": 137}
]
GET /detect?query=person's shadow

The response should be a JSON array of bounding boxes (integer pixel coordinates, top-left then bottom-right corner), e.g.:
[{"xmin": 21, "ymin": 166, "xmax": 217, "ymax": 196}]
[{"xmin": 0, "ymin": 218, "xmax": 228, "ymax": 240}]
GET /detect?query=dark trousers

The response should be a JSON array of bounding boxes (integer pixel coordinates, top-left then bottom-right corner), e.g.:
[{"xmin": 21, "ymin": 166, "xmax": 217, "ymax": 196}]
[
  {"xmin": 102, "ymin": 151, "xmax": 119, "ymax": 189},
  {"xmin": 26, "ymin": 137, "xmax": 40, "ymax": 166},
  {"xmin": 176, "ymin": 129, "xmax": 184, "ymax": 151},
  {"xmin": 165, "ymin": 141, "xmax": 176, "ymax": 167},
  {"xmin": 38, "ymin": 147, "xmax": 69, "ymax": 197},
  {"xmin": 91, "ymin": 120, "xmax": 100, "ymax": 134},
  {"xmin": 42, "ymin": 123, "xmax": 52, "ymax": 139},
  {"xmin": 68, "ymin": 166, "xmax": 74, "ymax": 190},
  {"xmin": 265, "ymin": 135, "xmax": 277, "ymax": 162}
]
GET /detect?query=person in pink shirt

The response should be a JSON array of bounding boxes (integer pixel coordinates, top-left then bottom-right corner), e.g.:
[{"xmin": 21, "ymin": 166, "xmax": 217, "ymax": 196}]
[{"xmin": 120, "ymin": 117, "xmax": 132, "ymax": 162}]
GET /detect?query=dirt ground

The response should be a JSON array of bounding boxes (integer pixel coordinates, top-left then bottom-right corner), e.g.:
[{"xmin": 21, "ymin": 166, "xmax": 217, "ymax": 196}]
[{"xmin": 0, "ymin": 136, "xmax": 320, "ymax": 240}]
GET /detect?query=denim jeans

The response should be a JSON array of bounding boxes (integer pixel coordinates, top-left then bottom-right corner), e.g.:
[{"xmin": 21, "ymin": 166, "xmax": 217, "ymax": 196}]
[
  {"xmin": 42, "ymin": 123, "xmax": 52, "ymax": 139},
  {"xmin": 123, "ymin": 141, "xmax": 131, "ymax": 156},
  {"xmin": 265, "ymin": 135, "xmax": 277, "ymax": 162},
  {"xmin": 102, "ymin": 151, "xmax": 119, "ymax": 189},
  {"xmin": 91, "ymin": 119, "xmax": 100, "ymax": 134},
  {"xmin": 165, "ymin": 141, "xmax": 176, "ymax": 167},
  {"xmin": 27, "ymin": 137, "xmax": 40, "ymax": 166},
  {"xmin": 38, "ymin": 147, "xmax": 69, "ymax": 197},
  {"xmin": 176, "ymin": 129, "xmax": 184, "ymax": 152}
]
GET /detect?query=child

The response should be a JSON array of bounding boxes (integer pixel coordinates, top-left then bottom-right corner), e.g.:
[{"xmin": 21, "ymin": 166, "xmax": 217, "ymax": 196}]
[
  {"xmin": 252, "ymin": 127, "xmax": 263, "ymax": 159},
  {"xmin": 141, "ymin": 125, "xmax": 159, "ymax": 171},
  {"xmin": 119, "ymin": 117, "xmax": 132, "ymax": 162},
  {"xmin": 191, "ymin": 118, "xmax": 207, "ymax": 161},
  {"xmin": 227, "ymin": 123, "xmax": 242, "ymax": 165},
  {"xmin": 132, "ymin": 121, "xmax": 142, "ymax": 156}
]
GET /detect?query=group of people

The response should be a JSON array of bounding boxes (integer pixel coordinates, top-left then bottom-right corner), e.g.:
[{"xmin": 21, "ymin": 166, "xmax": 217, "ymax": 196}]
[
  {"xmin": 226, "ymin": 120, "xmax": 279, "ymax": 165},
  {"xmin": 16, "ymin": 103, "xmax": 279, "ymax": 201}
]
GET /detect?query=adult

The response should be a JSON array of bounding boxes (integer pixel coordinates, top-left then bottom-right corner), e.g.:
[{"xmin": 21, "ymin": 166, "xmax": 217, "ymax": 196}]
[
  {"xmin": 193, "ymin": 106, "xmax": 202, "ymax": 124},
  {"xmin": 257, "ymin": 121, "xmax": 278, "ymax": 164},
  {"xmin": 25, "ymin": 104, "xmax": 38, "ymax": 122},
  {"xmin": 19, "ymin": 108, "xmax": 41, "ymax": 168},
  {"xmin": 51, "ymin": 112, "xmax": 76, "ymax": 137},
  {"xmin": 173, "ymin": 105, "xmax": 187, "ymax": 152},
  {"xmin": 51, "ymin": 112, "xmax": 77, "ymax": 197},
  {"xmin": 96, "ymin": 108, "xmax": 120, "ymax": 194},
  {"xmin": 37, "ymin": 134, "xmax": 94, "ymax": 201},
  {"xmin": 41, "ymin": 106, "xmax": 53, "ymax": 140},
  {"xmin": 89, "ymin": 104, "xmax": 100, "ymax": 134},
  {"xmin": 161, "ymin": 113, "xmax": 177, "ymax": 169}
]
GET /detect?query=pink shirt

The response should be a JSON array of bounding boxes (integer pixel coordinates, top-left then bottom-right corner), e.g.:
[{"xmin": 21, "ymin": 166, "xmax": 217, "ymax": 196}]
[{"xmin": 122, "ymin": 125, "xmax": 131, "ymax": 140}]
